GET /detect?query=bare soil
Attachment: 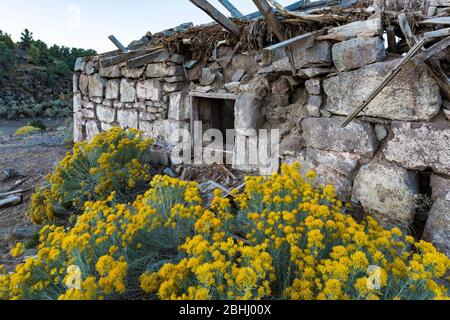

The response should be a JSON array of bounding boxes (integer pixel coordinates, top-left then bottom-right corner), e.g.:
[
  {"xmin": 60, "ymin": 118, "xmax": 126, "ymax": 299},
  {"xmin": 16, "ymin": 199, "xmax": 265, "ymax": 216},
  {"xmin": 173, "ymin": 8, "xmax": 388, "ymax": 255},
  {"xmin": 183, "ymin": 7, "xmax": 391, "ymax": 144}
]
[{"xmin": 0, "ymin": 120, "xmax": 70, "ymax": 269}]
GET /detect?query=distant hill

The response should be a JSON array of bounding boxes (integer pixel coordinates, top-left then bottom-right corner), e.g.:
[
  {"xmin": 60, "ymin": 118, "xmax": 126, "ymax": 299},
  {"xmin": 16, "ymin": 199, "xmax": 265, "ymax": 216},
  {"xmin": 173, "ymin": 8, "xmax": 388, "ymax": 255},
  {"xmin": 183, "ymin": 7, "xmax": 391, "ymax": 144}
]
[{"xmin": 0, "ymin": 29, "xmax": 96, "ymax": 119}]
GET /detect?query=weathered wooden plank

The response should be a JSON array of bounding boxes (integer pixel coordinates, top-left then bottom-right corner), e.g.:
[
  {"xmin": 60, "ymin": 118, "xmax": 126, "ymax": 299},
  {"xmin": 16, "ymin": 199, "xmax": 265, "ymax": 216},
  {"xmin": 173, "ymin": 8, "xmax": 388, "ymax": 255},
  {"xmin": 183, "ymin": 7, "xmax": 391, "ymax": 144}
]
[
  {"xmin": 126, "ymin": 49, "xmax": 170, "ymax": 69},
  {"xmin": 317, "ymin": 18, "xmax": 383, "ymax": 41},
  {"xmin": 420, "ymin": 17, "xmax": 450, "ymax": 25},
  {"xmin": 217, "ymin": 0, "xmax": 243, "ymax": 18},
  {"xmin": 190, "ymin": 91, "xmax": 238, "ymax": 100},
  {"xmin": 99, "ymin": 48, "xmax": 160, "ymax": 68},
  {"xmin": 0, "ymin": 195, "xmax": 22, "ymax": 208},
  {"xmin": 413, "ymin": 36, "xmax": 450, "ymax": 64},
  {"xmin": 188, "ymin": 0, "xmax": 242, "ymax": 38},
  {"xmin": 252, "ymin": 0, "xmax": 288, "ymax": 41},
  {"xmin": 424, "ymin": 28, "xmax": 450, "ymax": 39}
]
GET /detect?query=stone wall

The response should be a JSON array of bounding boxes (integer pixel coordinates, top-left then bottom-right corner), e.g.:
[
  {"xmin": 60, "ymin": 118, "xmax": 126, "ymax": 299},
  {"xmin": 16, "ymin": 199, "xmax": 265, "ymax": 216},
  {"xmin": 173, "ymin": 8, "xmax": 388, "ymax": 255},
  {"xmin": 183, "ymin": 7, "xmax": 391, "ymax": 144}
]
[{"xmin": 74, "ymin": 23, "xmax": 450, "ymax": 255}]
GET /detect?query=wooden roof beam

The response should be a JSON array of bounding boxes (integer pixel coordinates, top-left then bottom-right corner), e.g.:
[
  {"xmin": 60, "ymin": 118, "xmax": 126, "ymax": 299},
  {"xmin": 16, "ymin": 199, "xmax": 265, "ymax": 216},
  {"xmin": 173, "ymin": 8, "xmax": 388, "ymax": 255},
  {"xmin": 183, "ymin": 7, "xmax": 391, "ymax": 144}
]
[
  {"xmin": 217, "ymin": 0, "xmax": 243, "ymax": 18},
  {"xmin": 188, "ymin": 0, "xmax": 242, "ymax": 38}
]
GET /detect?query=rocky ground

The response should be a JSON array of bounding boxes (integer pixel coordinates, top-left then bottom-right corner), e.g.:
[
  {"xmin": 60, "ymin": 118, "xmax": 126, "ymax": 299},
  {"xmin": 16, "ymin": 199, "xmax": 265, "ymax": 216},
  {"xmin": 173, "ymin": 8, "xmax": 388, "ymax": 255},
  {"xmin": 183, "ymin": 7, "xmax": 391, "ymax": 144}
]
[{"xmin": 0, "ymin": 119, "xmax": 70, "ymax": 269}]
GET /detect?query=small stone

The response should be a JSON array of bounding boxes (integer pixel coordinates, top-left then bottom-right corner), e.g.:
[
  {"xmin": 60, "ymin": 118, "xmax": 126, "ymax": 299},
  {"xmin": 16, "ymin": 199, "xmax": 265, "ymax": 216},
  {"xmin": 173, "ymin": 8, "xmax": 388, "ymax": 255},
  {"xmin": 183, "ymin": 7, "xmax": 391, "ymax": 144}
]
[
  {"xmin": 375, "ymin": 124, "xmax": 388, "ymax": 141},
  {"xmin": 200, "ymin": 68, "xmax": 216, "ymax": 86},
  {"xmin": 305, "ymin": 79, "xmax": 321, "ymax": 95},
  {"xmin": 231, "ymin": 69, "xmax": 246, "ymax": 82},
  {"xmin": 306, "ymin": 95, "xmax": 322, "ymax": 117}
]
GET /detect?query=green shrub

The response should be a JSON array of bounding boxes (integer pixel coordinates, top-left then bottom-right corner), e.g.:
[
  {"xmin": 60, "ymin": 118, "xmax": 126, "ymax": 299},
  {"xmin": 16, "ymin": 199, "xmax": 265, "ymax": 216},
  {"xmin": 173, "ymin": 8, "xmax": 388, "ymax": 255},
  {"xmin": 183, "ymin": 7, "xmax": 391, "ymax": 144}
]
[{"xmin": 28, "ymin": 119, "xmax": 47, "ymax": 131}]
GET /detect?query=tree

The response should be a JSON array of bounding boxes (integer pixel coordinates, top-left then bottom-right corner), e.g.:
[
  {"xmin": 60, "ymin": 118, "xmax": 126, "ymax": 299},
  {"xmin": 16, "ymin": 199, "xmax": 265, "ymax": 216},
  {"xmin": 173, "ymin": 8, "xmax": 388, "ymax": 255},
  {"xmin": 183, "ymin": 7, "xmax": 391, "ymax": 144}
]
[
  {"xmin": 0, "ymin": 42, "xmax": 16, "ymax": 83},
  {"xmin": 27, "ymin": 44, "xmax": 40, "ymax": 65},
  {"xmin": 20, "ymin": 29, "xmax": 34, "ymax": 49},
  {"xmin": 0, "ymin": 30, "xmax": 14, "ymax": 49}
]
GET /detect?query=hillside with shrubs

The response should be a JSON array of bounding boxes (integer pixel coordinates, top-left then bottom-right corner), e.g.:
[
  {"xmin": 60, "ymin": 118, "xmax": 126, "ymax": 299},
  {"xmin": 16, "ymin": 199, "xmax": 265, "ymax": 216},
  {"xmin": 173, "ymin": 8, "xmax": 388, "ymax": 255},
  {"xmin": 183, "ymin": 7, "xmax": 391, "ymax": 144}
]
[
  {"xmin": 1, "ymin": 128, "xmax": 448, "ymax": 300},
  {"xmin": 0, "ymin": 29, "xmax": 96, "ymax": 119}
]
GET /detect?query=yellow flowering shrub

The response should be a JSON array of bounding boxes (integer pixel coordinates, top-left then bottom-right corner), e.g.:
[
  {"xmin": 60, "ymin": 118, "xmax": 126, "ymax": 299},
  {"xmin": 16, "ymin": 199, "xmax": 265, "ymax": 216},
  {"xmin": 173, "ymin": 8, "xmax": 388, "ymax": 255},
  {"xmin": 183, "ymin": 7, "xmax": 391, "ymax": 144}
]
[
  {"xmin": 15, "ymin": 125, "xmax": 42, "ymax": 136},
  {"xmin": 29, "ymin": 127, "xmax": 154, "ymax": 225},
  {"xmin": 2, "ymin": 163, "xmax": 449, "ymax": 300}
]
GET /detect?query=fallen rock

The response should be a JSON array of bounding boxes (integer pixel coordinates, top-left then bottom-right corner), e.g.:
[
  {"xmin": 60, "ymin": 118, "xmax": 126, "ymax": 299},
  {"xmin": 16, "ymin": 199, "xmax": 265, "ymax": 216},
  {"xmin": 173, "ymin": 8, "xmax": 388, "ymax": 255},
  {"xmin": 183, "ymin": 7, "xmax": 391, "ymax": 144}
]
[
  {"xmin": 352, "ymin": 161, "xmax": 419, "ymax": 229},
  {"xmin": 383, "ymin": 122, "xmax": 450, "ymax": 176},
  {"xmin": 323, "ymin": 60, "xmax": 441, "ymax": 121},
  {"xmin": 302, "ymin": 117, "xmax": 379, "ymax": 157},
  {"xmin": 423, "ymin": 199, "xmax": 450, "ymax": 257},
  {"xmin": 332, "ymin": 37, "xmax": 386, "ymax": 72}
]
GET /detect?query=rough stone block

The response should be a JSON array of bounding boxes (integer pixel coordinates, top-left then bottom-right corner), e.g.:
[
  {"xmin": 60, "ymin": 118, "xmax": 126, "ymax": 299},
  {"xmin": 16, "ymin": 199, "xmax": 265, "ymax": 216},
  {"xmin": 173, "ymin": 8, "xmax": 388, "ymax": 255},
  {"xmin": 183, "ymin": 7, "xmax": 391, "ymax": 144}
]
[
  {"xmin": 79, "ymin": 74, "xmax": 89, "ymax": 96},
  {"xmin": 306, "ymin": 147, "xmax": 359, "ymax": 177},
  {"xmin": 88, "ymin": 74, "xmax": 106, "ymax": 98},
  {"xmin": 122, "ymin": 67, "xmax": 145, "ymax": 79},
  {"xmin": 306, "ymin": 95, "xmax": 322, "ymax": 117},
  {"xmin": 136, "ymin": 79, "xmax": 162, "ymax": 101},
  {"xmin": 302, "ymin": 117, "xmax": 379, "ymax": 157},
  {"xmin": 323, "ymin": 60, "xmax": 441, "ymax": 121},
  {"xmin": 169, "ymin": 92, "xmax": 190, "ymax": 121},
  {"xmin": 423, "ymin": 199, "xmax": 450, "ymax": 257},
  {"xmin": 118, "ymin": 109, "xmax": 139, "ymax": 129},
  {"xmin": 105, "ymin": 80, "xmax": 120, "ymax": 100},
  {"xmin": 99, "ymin": 65, "xmax": 121, "ymax": 78},
  {"xmin": 430, "ymin": 175, "xmax": 450, "ymax": 201},
  {"xmin": 384, "ymin": 122, "xmax": 450, "ymax": 176},
  {"xmin": 305, "ymin": 79, "xmax": 321, "ymax": 95},
  {"xmin": 235, "ymin": 94, "xmax": 264, "ymax": 133},
  {"xmin": 73, "ymin": 93, "xmax": 82, "ymax": 113},
  {"xmin": 332, "ymin": 37, "xmax": 386, "ymax": 72},
  {"xmin": 146, "ymin": 63, "xmax": 184, "ymax": 78},
  {"xmin": 120, "ymin": 79, "xmax": 136, "ymax": 103},
  {"xmin": 86, "ymin": 121, "xmax": 100, "ymax": 142},
  {"xmin": 97, "ymin": 105, "xmax": 116, "ymax": 124},
  {"xmin": 353, "ymin": 161, "xmax": 419, "ymax": 229}
]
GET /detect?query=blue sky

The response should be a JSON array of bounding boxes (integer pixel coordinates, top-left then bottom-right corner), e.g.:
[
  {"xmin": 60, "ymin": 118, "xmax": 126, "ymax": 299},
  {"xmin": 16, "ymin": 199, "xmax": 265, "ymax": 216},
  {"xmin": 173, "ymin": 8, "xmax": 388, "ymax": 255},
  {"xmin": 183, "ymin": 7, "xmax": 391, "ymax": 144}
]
[{"xmin": 0, "ymin": 0, "xmax": 297, "ymax": 53}]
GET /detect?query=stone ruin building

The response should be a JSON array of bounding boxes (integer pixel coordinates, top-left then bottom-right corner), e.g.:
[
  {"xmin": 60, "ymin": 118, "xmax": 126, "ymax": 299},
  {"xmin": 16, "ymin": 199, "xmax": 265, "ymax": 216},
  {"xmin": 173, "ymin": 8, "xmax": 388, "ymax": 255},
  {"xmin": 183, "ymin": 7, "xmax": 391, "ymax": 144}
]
[{"xmin": 72, "ymin": 0, "xmax": 450, "ymax": 255}]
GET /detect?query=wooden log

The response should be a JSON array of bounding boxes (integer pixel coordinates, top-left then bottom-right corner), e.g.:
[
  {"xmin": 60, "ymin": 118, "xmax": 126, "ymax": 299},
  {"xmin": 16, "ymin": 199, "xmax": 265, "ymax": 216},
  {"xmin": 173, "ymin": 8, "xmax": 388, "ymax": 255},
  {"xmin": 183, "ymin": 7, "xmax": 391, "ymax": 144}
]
[
  {"xmin": 188, "ymin": 0, "xmax": 242, "ymax": 38},
  {"xmin": 424, "ymin": 28, "xmax": 450, "ymax": 39},
  {"xmin": 0, "ymin": 195, "xmax": 22, "ymax": 208},
  {"xmin": 420, "ymin": 17, "xmax": 450, "ymax": 25},
  {"xmin": 0, "ymin": 189, "xmax": 28, "ymax": 199},
  {"xmin": 252, "ymin": 0, "xmax": 288, "ymax": 41},
  {"xmin": 217, "ymin": 0, "xmax": 243, "ymax": 18},
  {"xmin": 99, "ymin": 48, "xmax": 160, "ymax": 68},
  {"xmin": 413, "ymin": 36, "xmax": 450, "ymax": 64},
  {"xmin": 126, "ymin": 49, "xmax": 170, "ymax": 69},
  {"xmin": 108, "ymin": 35, "xmax": 128, "ymax": 53}
]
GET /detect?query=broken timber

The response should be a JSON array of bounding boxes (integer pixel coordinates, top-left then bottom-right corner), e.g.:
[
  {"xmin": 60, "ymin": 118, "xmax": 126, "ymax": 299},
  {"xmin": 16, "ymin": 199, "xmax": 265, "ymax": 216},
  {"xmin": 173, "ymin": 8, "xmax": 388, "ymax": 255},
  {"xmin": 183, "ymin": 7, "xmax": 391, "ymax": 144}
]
[
  {"xmin": 217, "ymin": 0, "xmax": 243, "ymax": 18},
  {"xmin": 99, "ymin": 48, "xmax": 162, "ymax": 68},
  {"xmin": 188, "ymin": 0, "xmax": 242, "ymax": 38},
  {"xmin": 108, "ymin": 35, "xmax": 129, "ymax": 53}
]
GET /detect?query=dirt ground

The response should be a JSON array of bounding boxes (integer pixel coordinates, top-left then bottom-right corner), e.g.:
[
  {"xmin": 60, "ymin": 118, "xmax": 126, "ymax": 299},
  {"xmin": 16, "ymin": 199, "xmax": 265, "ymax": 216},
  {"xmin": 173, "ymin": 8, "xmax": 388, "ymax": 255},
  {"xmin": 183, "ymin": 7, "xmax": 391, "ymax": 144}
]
[{"xmin": 0, "ymin": 119, "xmax": 70, "ymax": 269}]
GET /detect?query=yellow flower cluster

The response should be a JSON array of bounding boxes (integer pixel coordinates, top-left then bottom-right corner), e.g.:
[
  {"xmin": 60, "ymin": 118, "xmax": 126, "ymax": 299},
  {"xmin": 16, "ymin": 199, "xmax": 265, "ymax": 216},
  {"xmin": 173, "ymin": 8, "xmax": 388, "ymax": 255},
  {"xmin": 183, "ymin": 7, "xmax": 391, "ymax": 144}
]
[
  {"xmin": 15, "ymin": 125, "xmax": 42, "ymax": 136},
  {"xmin": 28, "ymin": 127, "xmax": 154, "ymax": 225},
  {"xmin": 140, "ymin": 235, "xmax": 274, "ymax": 300},
  {"xmin": 1, "ymin": 162, "xmax": 449, "ymax": 301}
]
